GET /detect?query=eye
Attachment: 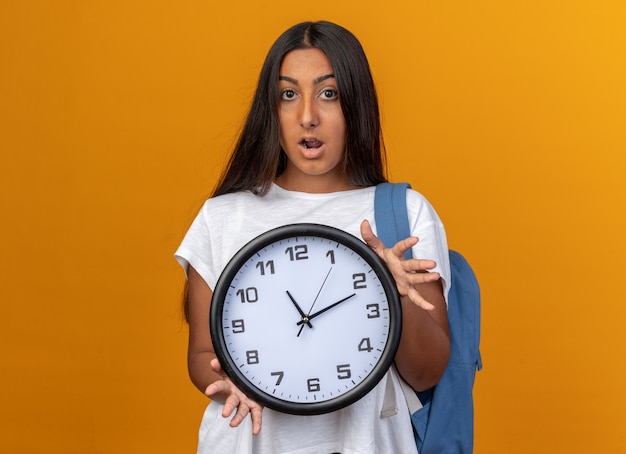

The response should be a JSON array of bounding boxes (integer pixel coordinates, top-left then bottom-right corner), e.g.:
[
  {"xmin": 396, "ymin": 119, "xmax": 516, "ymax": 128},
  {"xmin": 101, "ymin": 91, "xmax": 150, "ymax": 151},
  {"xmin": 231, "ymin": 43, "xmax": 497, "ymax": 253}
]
[
  {"xmin": 281, "ymin": 89, "xmax": 297, "ymax": 100},
  {"xmin": 320, "ymin": 88, "xmax": 339, "ymax": 100}
]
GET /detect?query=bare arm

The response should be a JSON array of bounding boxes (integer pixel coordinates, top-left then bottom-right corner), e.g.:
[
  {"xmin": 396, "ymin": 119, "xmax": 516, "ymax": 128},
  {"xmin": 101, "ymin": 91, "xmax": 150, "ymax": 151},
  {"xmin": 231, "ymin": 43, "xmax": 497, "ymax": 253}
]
[
  {"xmin": 186, "ymin": 265, "xmax": 264, "ymax": 434},
  {"xmin": 395, "ymin": 280, "xmax": 449, "ymax": 390},
  {"xmin": 360, "ymin": 220, "xmax": 450, "ymax": 391}
]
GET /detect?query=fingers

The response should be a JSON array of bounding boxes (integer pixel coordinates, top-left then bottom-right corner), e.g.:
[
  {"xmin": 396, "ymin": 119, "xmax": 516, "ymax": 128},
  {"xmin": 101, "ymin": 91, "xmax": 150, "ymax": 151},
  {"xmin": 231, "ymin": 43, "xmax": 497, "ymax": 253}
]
[
  {"xmin": 401, "ymin": 260, "xmax": 440, "ymax": 288},
  {"xmin": 361, "ymin": 219, "xmax": 441, "ymax": 311},
  {"xmin": 227, "ymin": 398, "xmax": 264, "ymax": 435},
  {"xmin": 402, "ymin": 258, "xmax": 437, "ymax": 273},
  {"xmin": 407, "ymin": 287, "xmax": 436, "ymax": 311},
  {"xmin": 360, "ymin": 220, "xmax": 384, "ymax": 254},
  {"xmin": 250, "ymin": 405, "xmax": 263, "ymax": 435},
  {"xmin": 390, "ymin": 236, "xmax": 418, "ymax": 259},
  {"xmin": 204, "ymin": 366, "xmax": 230, "ymax": 398},
  {"xmin": 361, "ymin": 219, "xmax": 417, "ymax": 258},
  {"xmin": 362, "ymin": 219, "xmax": 422, "ymax": 260},
  {"xmin": 223, "ymin": 392, "xmax": 264, "ymax": 434},
  {"xmin": 209, "ymin": 357, "xmax": 223, "ymax": 374},
  {"xmin": 210, "ymin": 386, "xmax": 264, "ymax": 434},
  {"xmin": 205, "ymin": 358, "xmax": 227, "ymax": 396},
  {"xmin": 205, "ymin": 359, "xmax": 265, "ymax": 434}
]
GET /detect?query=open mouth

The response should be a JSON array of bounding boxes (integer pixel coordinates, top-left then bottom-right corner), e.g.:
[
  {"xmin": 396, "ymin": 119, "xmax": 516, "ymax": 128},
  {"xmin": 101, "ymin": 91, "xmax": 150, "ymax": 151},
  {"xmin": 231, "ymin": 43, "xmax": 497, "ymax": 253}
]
[{"xmin": 300, "ymin": 139, "xmax": 323, "ymax": 149}]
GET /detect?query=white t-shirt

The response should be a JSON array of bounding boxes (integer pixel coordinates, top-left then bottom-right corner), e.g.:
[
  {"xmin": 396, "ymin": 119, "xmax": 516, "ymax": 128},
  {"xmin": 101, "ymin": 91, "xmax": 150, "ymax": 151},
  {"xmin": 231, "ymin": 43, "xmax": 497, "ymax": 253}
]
[{"xmin": 175, "ymin": 184, "xmax": 450, "ymax": 454}]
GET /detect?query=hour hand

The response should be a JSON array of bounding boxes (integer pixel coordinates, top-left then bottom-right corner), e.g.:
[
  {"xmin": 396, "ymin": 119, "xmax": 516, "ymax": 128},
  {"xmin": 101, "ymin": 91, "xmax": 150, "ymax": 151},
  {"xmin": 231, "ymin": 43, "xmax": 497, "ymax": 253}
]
[{"xmin": 286, "ymin": 290, "xmax": 312, "ymax": 328}]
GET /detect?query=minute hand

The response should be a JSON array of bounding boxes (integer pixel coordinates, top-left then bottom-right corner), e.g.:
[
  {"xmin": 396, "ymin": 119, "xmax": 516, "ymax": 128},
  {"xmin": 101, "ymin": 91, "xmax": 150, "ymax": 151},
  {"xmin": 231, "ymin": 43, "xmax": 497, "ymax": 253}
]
[{"xmin": 296, "ymin": 293, "xmax": 357, "ymax": 326}]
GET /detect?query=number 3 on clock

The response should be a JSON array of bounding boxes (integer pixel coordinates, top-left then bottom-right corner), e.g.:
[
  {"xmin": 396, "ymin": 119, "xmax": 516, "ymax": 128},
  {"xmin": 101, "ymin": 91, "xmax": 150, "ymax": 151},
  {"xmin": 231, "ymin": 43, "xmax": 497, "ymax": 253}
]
[{"xmin": 210, "ymin": 224, "xmax": 401, "ymax": 415}]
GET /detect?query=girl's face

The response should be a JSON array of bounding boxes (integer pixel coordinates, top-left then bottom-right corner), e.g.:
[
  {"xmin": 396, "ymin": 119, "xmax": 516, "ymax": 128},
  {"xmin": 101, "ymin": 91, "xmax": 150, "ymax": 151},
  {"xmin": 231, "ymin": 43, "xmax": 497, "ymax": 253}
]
[{"xmin": 275, "ymin": 48, "xmax": 349, "ymax": 193}]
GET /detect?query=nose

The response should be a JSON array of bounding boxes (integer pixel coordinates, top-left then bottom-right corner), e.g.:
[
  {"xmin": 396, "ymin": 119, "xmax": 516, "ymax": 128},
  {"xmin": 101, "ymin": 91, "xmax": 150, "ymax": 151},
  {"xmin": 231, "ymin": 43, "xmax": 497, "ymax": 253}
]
[{"xmin": 298, "ymin": 96, "xmax": 319, "ymax": 129}]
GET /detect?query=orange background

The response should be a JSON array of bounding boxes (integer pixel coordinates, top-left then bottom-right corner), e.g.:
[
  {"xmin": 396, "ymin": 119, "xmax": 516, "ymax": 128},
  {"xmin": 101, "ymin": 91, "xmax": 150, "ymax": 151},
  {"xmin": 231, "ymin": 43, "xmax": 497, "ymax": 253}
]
[{"xmin": 1, "ymin": 1, "xmax": 625, "ymax": 452}]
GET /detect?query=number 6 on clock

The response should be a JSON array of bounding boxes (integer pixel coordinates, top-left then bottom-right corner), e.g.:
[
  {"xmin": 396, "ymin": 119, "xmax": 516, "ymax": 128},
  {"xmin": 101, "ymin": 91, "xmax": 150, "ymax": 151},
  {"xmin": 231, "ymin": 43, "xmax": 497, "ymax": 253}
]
[{"xmin": 210, "ymin": 223, "xmax": 402, "ymax": 415}]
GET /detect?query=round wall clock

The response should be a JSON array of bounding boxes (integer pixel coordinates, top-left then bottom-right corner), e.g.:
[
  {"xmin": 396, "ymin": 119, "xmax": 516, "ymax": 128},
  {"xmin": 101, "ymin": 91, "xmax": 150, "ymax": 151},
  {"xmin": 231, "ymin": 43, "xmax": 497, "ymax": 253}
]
[{"xmin": 210, "ymin": 223, "xmax": 402, "ymax": 415}]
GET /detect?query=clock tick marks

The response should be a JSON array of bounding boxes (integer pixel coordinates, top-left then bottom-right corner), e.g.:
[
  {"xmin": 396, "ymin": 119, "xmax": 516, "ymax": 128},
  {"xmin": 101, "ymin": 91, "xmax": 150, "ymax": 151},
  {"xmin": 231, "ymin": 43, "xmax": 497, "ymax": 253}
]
[{"xmin": 210, "ymin": 224, "xmax": 401, "ymax": 414}]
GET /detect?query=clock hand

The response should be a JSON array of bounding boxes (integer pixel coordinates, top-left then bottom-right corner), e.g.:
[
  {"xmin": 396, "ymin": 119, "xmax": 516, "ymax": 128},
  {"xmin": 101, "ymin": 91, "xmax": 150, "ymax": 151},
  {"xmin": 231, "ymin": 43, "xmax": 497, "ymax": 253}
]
[
  {"xmin": 298, "ymin": 267, "xmax": 333, "ymax": 337},
  {"xmin": 305, "ymin": 267, "xmax": 333, "ymax": 315},
  {"xmin": 286, "ymin": 290, "xmax": 313, "ymax": 329},
  {"xmin": 296, "ymin": 293, "xmax": 357, "ymax": 326}
]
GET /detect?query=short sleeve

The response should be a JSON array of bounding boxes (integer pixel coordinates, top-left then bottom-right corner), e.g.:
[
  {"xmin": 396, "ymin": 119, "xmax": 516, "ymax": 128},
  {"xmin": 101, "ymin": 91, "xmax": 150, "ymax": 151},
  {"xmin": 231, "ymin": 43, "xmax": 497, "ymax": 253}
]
[
  {"xmin": 174, "ymin": 202, "xmax": 219, "ymax": 290},
  {"xmin": 405, "ymin": 189, "xmax": 451, "ymax": 302}
]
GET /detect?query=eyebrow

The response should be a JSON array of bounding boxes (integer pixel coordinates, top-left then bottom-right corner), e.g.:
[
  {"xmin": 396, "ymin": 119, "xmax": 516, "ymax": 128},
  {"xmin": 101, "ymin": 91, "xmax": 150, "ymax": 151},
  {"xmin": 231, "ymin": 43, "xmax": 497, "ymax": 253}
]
[{"xmin": 279, "ymin": 74, "xmax": 336, "ymax": 85}]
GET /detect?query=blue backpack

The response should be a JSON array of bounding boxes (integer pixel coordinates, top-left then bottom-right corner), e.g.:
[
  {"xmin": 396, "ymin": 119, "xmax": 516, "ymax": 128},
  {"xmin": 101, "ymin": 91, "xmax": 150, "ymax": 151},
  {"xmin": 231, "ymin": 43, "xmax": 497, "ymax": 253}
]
[{"xmin": 374, "ymin": 182, "xmax": 482, "ymax": 454}]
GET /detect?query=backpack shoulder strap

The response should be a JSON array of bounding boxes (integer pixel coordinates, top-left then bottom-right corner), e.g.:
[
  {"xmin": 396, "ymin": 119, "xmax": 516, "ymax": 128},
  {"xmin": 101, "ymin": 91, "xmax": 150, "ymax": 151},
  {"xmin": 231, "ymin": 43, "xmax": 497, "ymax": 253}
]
[
  {"xmin": 374, "ymin": 182, "xmax": 413, "ymax": 260},
  {"xmin": 375, "ymin": 182, "xmax": 481, "ymax": 454}
]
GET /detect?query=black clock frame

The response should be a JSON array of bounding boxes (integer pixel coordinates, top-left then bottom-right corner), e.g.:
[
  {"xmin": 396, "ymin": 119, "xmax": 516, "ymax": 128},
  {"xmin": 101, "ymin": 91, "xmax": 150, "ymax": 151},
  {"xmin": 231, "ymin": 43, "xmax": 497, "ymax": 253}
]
[{"xmin": 210, "ymin": 223, "xmax": 402, "ymax": 415}]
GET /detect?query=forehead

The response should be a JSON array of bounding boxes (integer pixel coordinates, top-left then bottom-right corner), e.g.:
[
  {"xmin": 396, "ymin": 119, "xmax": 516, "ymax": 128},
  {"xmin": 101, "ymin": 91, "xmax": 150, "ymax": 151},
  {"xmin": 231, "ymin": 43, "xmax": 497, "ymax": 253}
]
[{"xmin": 279, "ymin": 48, "xmax": 334, "ymax": 80}]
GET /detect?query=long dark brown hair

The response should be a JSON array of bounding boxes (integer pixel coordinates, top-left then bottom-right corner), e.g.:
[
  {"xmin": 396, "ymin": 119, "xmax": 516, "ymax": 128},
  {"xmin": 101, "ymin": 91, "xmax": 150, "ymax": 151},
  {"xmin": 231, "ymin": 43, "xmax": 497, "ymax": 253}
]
[
  {"xmin": 184, "ymin": 22, "xmax": 388, "ymax": 321},
  {"xmin": 212, "ymin": 21, "xmax": 388, "ymax": 197}
]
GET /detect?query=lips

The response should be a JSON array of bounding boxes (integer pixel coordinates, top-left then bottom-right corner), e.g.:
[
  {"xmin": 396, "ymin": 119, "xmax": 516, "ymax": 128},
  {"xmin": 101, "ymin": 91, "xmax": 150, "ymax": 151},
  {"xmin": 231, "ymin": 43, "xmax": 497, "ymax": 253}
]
[{"xmin": 300, "ymin": 138, "xmax": 323, "ymax": 149}]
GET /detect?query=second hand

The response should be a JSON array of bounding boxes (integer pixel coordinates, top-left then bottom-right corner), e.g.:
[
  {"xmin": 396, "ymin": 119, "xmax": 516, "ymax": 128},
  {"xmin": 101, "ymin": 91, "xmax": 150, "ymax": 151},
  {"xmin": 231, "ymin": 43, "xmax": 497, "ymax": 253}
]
[{"xmin": 298, "ymin": 267, "xmax": 333, "ymax": 337}]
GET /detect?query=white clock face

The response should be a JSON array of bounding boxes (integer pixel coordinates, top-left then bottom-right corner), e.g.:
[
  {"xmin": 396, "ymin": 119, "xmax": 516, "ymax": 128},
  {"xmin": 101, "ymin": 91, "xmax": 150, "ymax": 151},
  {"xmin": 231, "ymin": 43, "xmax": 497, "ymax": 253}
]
[{"xmin": 211, "ymin": 224, "xmax": 401, "ymax": 415}]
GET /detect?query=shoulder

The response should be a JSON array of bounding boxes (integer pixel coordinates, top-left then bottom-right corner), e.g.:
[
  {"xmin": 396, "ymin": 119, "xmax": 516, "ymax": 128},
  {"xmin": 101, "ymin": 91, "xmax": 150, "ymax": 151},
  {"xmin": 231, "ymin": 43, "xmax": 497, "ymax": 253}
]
[
  {"xmin": 404, "ymin": 187, "xmax": 443, "ymax": 224},
  {"xmin": 196, "ymin": 190, "xmax": 259, "ymax": 216}
]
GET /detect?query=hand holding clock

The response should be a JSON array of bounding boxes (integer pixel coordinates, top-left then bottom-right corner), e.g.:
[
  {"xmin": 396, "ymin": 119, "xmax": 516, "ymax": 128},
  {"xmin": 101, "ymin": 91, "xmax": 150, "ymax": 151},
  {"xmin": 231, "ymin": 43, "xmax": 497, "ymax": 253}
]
[
  {"xmin": 360, "ymin": 220, "xmax": 441, "ymax": 311},
  {"xmin": 206, "ymin": 222, "xmax": 446, "ymax": 433},
  {"xmin": 205, "ymin": 357, "xmax": 264, "ymax": 436},
  {"xmin": 186, "ymin": 267, "xmax": 264, "ymax": 435},
  {"xmin": 361, "ymin": 219, "xmax": 450, "ymax": 392}
]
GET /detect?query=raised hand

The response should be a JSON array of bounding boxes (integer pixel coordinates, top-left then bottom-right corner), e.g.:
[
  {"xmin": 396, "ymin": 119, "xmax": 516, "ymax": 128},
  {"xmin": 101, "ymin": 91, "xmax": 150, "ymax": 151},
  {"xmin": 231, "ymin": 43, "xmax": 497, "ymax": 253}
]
[{"xmin": 360, "ymin": 219, "xmax": 441, "ymax": 311}]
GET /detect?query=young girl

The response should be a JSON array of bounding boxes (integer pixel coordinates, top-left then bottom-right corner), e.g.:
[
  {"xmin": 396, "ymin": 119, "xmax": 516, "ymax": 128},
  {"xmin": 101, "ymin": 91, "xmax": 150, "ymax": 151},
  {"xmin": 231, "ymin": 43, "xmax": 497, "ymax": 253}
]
[{"xmin": 175, "ymin": 21, "xmax": 450, "ymax": 454}]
